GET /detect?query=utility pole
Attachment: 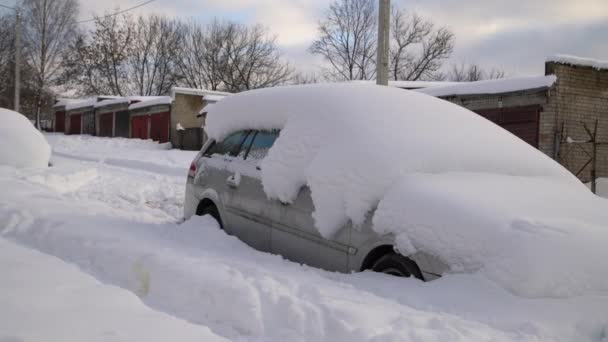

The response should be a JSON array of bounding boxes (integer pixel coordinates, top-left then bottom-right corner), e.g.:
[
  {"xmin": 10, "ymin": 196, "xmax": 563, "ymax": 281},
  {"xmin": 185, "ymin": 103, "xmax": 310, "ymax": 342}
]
[
  {"xmin": 376, "ymin": 0, "xmax": 390, "ymax": 86},
  {"xmin": 14, "ymin": 10, "xmax": 21, "ymax": 113}
]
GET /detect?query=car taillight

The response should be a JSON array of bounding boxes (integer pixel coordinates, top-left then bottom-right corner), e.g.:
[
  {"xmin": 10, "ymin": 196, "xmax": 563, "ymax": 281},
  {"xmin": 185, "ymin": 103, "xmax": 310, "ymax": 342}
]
[{"xmin": 188, "ymin": 162, "xmax": 196, "ymax": 178}]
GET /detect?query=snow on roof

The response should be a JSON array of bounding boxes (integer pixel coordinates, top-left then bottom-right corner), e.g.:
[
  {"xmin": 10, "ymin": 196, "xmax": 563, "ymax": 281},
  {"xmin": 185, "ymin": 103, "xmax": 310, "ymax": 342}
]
[
  {"xmin": 350, "ymin": 80, "xmax": 458, "ymax": 90},
  {"xmin": 94, "ymin": 97, "xmax": 130, "ymax": 108},
  {"xmin": 416, "ymin": 75, "xmax": 557, "ymax": 97},
  {"xmin": 128, "ymin": 96, "xmax": 172, "ymax": 111},
  {"xmin": 547, "ymin": 54, "xmax": 608, "ymax": 70},
  {"xmin": 94, "ymin": 96, "xmax": 168, "ymax": 108},
  {"xmin": 171, "ymin": 87, "xmax": 231, "ymax": 99},
  {"xmin": 205, "ymin": 83, "xmax": 606, "ymax": 297},
  {"xmin": 65, "ymin": 98, "xmax": 97, "ymax": 111},
  {"xmin": 53, "ymin": 98, "xmax": 81, "ymax": 108},
  {"xmin": 203, "ymin": 94, "xmax": 226, "ymax": 103},
  {"xmin": 388, "ymin": 80, "xmax": 460, "ymax": 89}
]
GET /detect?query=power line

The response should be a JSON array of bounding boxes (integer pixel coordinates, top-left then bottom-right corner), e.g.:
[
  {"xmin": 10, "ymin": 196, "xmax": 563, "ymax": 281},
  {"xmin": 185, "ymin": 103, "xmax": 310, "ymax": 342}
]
[
  {"xmin": 0, "ymin": 3, "xmax": 17, "ymax": 10},
  {"xmin": 76, "ymin": 0, "xmax": 156, "ymax": 24}
]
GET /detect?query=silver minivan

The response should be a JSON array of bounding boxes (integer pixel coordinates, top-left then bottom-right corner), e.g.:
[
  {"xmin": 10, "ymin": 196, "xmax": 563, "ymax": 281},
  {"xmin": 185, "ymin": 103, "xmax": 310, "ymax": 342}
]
[{"xmin": 184, "ymin": 129, "xmax": 447, "ymax": 281}]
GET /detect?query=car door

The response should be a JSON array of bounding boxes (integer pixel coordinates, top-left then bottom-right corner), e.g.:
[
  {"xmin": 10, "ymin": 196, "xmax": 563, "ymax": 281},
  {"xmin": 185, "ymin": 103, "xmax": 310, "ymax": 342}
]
[
  {"xmin": 198, "ymin": 130, "xmax": 251, "ymax": 233},
  {"xmin": 273, "ymin": 185, "xmax": 351, "ymax": 272},
  {"xmin": 233, "ymin": 130, "xmax": 351, "ymax": 272},
  {"xmin": 221, "ymin": 130, "xmax": 279, "ymax": 253}
]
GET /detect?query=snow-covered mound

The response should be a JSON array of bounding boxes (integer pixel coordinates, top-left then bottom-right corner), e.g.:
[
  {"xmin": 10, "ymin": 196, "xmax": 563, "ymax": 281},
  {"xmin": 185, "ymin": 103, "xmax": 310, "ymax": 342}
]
[
  {"xmin": 0, "ymin": 238, "xmax": 226, "ymax": 342},
  {"xmin": 206, "ymin": 83, "xmax": 608, "ymax": 297},
  {"xmin": 0, "ymin": 108, "xmax": 51, "ymax": 168}
]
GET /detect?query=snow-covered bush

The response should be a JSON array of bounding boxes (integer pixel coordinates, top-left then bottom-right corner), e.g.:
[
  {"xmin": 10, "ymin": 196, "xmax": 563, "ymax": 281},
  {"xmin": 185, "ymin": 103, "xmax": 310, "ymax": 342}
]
[
  {"xmin": 206, "ymin": 83, "xmax": 608, "ymax": 297},
  {"xmin": 0, "ymin": 108, "xmax": 51, "ymax": 168}
]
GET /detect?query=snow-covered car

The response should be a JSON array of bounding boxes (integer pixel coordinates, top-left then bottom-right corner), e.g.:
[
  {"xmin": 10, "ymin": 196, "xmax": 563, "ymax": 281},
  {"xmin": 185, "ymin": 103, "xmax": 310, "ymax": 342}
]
[
  {"xmin": 0, "ymin": 108, "xmax": 51, "ymax": 169},
  {"xmin": 184, "ymin": 84, "xmax": 608, "ymax": 295}
]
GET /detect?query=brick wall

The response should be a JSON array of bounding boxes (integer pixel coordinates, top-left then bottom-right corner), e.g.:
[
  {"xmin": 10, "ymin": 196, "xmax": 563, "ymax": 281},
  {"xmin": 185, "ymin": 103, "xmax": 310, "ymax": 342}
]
[
  {"xmin": 170, "ymin": 93, "xmax": 205, "ymax": 149},
  {"xmin": 545, "ymin": 62, "xmax": 608, "ymax": 181}
]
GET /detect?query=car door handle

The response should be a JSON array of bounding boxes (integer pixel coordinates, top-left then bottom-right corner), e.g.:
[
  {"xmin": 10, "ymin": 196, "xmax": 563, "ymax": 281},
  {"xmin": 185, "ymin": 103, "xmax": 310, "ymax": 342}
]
[{"xmin": 226, "ymin": 174, "xmax": 239, "ymax": 188}]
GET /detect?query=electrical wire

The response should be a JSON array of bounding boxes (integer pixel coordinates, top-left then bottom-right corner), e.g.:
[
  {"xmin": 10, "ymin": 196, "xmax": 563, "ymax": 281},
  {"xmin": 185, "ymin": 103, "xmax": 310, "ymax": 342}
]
[
  {"xmin": 76, "ymin": 0, "xmax": 156, "ymax": 24},
  {"xmin": 0, "ymin": 3, "xmax": 17, "ymax": 11}
]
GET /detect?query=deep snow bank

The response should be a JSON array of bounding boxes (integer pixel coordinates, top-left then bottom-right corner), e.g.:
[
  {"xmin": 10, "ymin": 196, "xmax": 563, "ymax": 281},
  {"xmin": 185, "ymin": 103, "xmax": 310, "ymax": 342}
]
[
  {"xmin": 373, "ymin": 173, "xmax": 608, "ymax": 297},
  {"xmin": 0, "ymin": 238, "xmax": 226, "ymax": 342},
  {"xmin": 44, "ymin": 133, "xmax": 196, "ymax": 177},
  {"xmin": 0, "ymin": 108, "xmax": 50, "ymax": 168},
  {"xmin": 205, "ymin": 84, "xmax": 607, "ymax": 297},
  {"xmin": 2, "ymin": 140, "xmax": 608, "ymax": 341}
]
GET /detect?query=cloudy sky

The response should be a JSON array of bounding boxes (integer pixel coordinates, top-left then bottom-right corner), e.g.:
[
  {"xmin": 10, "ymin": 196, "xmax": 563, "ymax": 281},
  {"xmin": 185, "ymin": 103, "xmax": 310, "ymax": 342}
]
[{"xmin": 74, "ymin": 0, "xmax": 608, "ymax": 77}]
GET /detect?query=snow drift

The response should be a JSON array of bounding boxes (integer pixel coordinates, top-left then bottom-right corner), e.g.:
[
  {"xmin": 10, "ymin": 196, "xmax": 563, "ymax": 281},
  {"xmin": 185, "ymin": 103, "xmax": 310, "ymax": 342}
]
[
  {"xmin": 0, "ymin": 108, "xmax": 51, "ymax": 168},
  {"xmin": 205, "ymin": 83, "xmax": 608, "ymax": 297}
]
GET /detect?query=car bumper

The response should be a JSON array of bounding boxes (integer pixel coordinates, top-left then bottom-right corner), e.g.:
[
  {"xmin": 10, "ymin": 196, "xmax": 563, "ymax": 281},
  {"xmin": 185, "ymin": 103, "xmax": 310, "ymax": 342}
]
[{"xmin": 183, "ymin": 181, "xmax": 199, "ymax": 220}]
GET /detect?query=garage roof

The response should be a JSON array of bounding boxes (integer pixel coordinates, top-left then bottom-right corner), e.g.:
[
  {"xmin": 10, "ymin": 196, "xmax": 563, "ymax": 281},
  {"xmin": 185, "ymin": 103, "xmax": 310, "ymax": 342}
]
[{"xmin": 415, "ymin": 75, "xmax": 557, "ymax": 98}]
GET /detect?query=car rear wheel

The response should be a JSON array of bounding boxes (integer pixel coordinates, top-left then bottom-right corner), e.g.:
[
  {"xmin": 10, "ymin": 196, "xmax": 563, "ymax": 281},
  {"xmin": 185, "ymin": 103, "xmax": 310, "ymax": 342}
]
[
  {"xmin": 198, "ymin": 204, "xmax": 223, "ymax": 230},
  {"xmin": 372, "ymin": 253, "xmax": 424, "ymax": 280}
]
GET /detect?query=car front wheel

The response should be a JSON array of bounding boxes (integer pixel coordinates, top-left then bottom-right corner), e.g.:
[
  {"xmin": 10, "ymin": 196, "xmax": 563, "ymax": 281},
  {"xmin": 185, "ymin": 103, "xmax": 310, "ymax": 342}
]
[{"xmin": 372, "ymin": 253, "xmax": 424, "ymax": 280}]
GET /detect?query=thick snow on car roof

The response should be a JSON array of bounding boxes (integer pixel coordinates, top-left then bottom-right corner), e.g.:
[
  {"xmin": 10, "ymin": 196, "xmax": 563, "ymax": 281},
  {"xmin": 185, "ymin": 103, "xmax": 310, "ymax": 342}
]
[
  {"xmin": 206, "ymin": 83, "xmax": 608, "ymax": 297},
  {"xmin": 206, "ymin": 83, "xmax": 574, "ymax": 180}
]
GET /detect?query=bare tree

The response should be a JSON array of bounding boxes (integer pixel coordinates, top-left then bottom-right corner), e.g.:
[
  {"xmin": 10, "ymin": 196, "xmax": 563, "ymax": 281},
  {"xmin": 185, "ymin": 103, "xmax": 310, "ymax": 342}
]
[
  {"xmin": 310, "ymin": 1, "xmax": 454, "ymax": 81},
  {"xmin": 0, "ymin": 14, "xmax": 16, "ymax": 108},
  {"xmin": 0, "ymin": 13, "xmax": 52, "ymax": 117},
  {"xmin": 130, "ymin": 15, "xmax": 181, "ymax": 96},
  {"xmin": 177, "ymin": 19, "xmax": 293, "ymax": 92},
  {"xmin": 309, "ymin": 0, "xmax": 377, "ymax": 81},
  {"xmin": 221, "ymin": 23, "xmax": 294, "ymax": 92},
  {"xmin": 290, "ymin": 71, "xmax": 321, "ymax": 85},
  {"xmin": 21, "ymin": 0, "xmax": 78, "ymax": 127},
  {"xmin": 177, "ymin": 19, "xmax": 231, "ymax": 91},
  {"xmin": 64, "ymin": 13, "xmax": 134, "ymax": 96},
  {"xmin": 448, "ymin": 63, "xmax": 506, "ymax": 81},
  {"xmin": 390, "ymin": 8, "xmax": 454, "ymax": 81}
]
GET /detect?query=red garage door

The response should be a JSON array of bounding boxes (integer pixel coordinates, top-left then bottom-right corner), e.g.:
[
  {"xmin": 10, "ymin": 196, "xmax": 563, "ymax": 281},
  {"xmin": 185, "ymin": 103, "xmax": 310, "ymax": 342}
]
[
  {"xmin": 131, "ymin": 115, "xmax": 149, "ymax": 140},
  {"xmin": 55, "ymin": 111, "xmax": 65, "ymax": 133},
  {"xmin": 150, "ymin": 112, "xmax": 170, "ymax": 143},
  {"xmin": 69, "ymin": 114, "xmax": 81, "ymax": 135},
  {"xmin": 475, "ymin": 105, "xmax": 540, "ymax": 148},
  {"xmin": 99, "ymin": 113, "xmax": 113, "ymax": 137}
]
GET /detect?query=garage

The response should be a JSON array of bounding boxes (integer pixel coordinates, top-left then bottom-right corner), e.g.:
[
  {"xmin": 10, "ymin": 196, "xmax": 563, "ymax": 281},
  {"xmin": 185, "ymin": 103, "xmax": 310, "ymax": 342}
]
[
  {"xmin": 98, "ymin": 113, "xmax": 113, "ymax": 137},
  {"xmin": 414, "ymin": 76, "xmax": 554, "ymax": 150},
  {"xmin": 474, "ymin": 105, "xmax": 540, "ymax": 147},
  {"xmin": 131, "ymin": 114, "xmax": 149, "ymax": 140},
  {"xmin": 128, "ymin": 97, "xmax": 172, "ymax": 143},
  {"xmin": 115, "ymin": 110, "xmax": 130, "ymax": 138},
  {"xmin": 69, "ymin": 113, "xmax": 81, "ymax": 135},
  {"xmin": 65, "ymin": 99, "xmax": 96, "ymax": 136},
  {"xmin": 55, "ymin": 110, "xmax": 66, "ymax": 133},
  {"xmin": 150, "ymin": 111, "xmax": 170, "ymax": 143}
]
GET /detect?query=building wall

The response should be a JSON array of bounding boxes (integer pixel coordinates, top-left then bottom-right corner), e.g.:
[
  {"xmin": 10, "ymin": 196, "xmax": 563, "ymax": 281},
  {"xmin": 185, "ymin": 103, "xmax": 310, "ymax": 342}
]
[
  {"xmin": 545, "ymin": 62, "xmax": 608, "ymax": 181},
  {"xmin": 170, "ymin": 93, "xmax": 205, "ymax": 149}
]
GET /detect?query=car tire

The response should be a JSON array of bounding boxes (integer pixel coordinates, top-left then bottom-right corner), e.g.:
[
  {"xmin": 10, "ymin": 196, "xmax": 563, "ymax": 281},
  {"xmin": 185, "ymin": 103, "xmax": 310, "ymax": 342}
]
[
  {"xmin": 372, "ymin": 253, "xmax": 424, "ymax": 280},
  {"xmin": 199, "ymin": 205, "xmax": 224, "ymax": 230}
]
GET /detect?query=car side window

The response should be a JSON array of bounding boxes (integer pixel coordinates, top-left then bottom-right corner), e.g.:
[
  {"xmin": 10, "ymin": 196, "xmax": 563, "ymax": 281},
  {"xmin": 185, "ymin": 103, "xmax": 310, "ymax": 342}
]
[
  {"xmin": 203, "ymin": 130, "xmax": 249, "ymax": 157},
  {"xmin": 245, "ymin": 130, "xmax": 280, "ymax": 161},
  {"xmin": 237, "ymin": 131, "xmax": 256, "ymax": 159}
]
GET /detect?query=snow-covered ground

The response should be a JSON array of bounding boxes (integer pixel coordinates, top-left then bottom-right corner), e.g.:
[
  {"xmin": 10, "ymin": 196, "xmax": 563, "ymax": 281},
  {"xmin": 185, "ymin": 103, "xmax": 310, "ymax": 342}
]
[
  {"xmin": 0, "ymin": 238, "xmax": 227, "ymax": 342},
  {"xmin": 1, "ymin": 134, "xmax": 608, "ymax": 341}
]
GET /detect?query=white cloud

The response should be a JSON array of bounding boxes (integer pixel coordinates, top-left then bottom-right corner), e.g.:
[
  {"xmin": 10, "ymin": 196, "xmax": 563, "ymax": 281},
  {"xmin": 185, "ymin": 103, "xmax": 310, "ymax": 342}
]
[{"xmin": 76, "ymin": 0, "xmax": 608, "ymax": 76}]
